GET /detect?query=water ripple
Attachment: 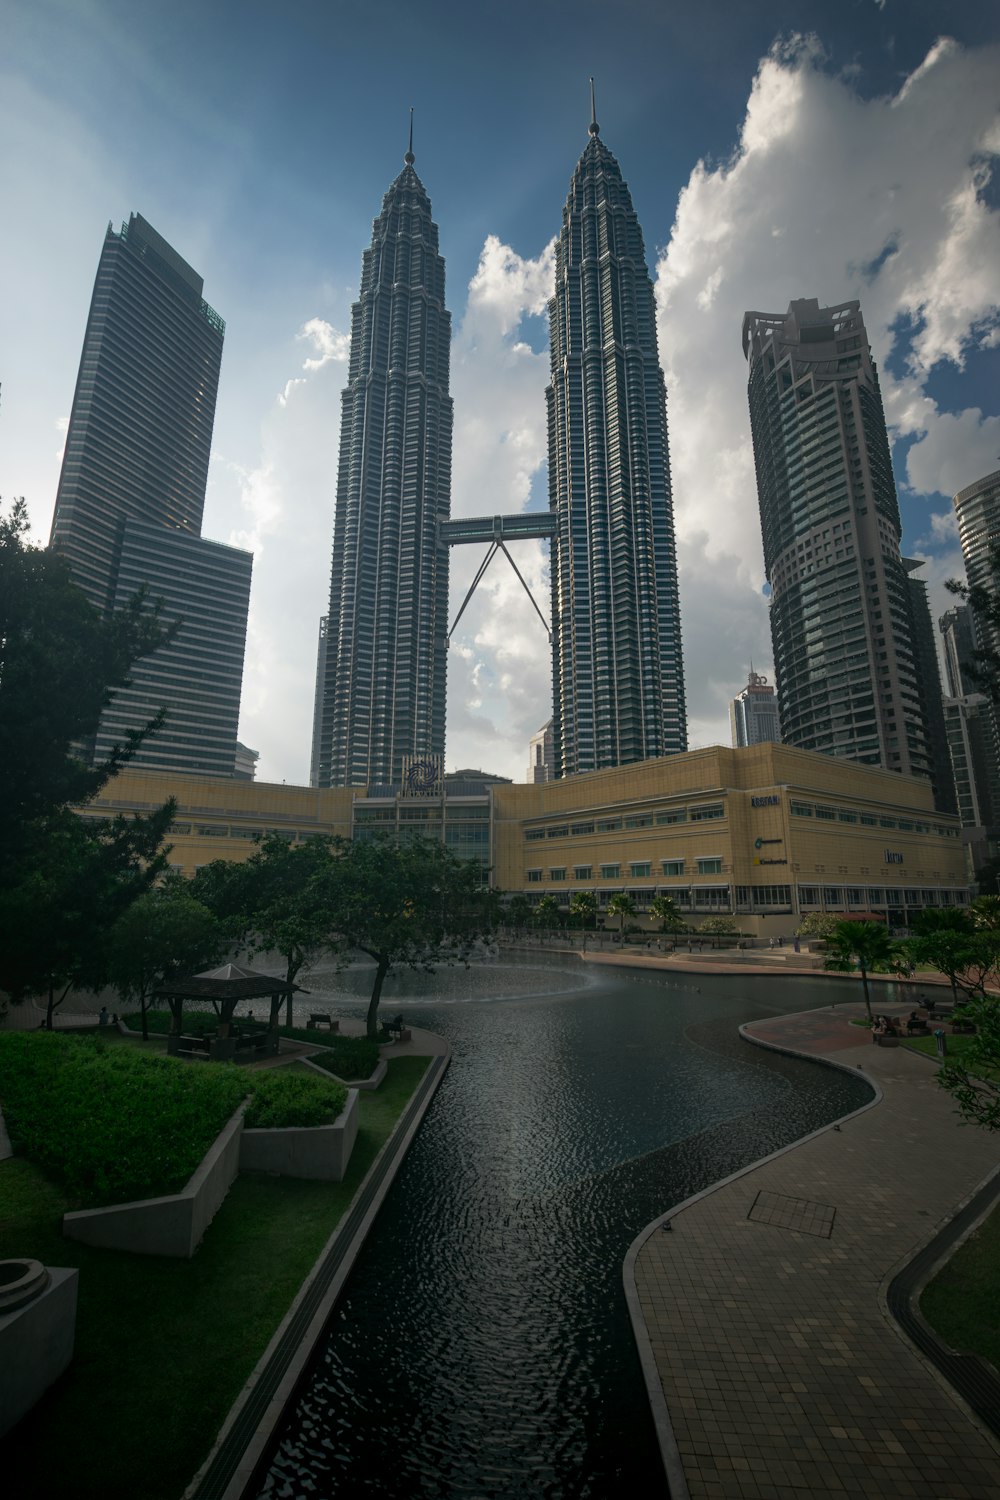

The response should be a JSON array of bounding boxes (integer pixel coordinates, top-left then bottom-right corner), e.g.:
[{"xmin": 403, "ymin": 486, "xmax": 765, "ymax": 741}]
[{"xmin": 259, "ymin": 965, "xmax": 872, "ymax": 1497}]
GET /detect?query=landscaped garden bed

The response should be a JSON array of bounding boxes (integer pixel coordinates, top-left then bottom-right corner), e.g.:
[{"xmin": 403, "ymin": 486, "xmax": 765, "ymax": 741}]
[
  {"xmin": 124, "ymin": 1010, "xmax": 382, "ymax": 1080},
  {"xmin": 0, "ymin": 1033, "xmax": 347, "ymax": 1209},
  {"xmin": 0, "ymin": 1055, "xmax": 430, "ymax": 1500}
]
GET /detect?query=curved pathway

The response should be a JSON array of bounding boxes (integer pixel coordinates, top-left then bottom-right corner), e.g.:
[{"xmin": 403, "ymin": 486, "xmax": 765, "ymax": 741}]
[{"xmin": 626, "ymin": 1005, "xmax": 1000, "ymax": 1499}]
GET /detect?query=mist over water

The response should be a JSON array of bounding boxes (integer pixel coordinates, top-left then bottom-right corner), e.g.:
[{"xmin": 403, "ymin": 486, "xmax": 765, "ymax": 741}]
[{"xmin": 259, "ymin": 959, "xmax": 873, "ymax": 1498}]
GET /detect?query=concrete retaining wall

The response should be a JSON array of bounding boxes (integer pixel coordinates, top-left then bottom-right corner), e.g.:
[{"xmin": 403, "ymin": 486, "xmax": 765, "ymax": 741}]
[
  {"xmin": 63, "ymin": 1105, "xmax": 245, "ymax": 1258},
  {"xmin": 0, "ymin": 1267, "xmax": 78, "ymax": 1438},
  {"xmin": 239, "ymin": 1089, "xmax": 358, "ymax": 1181}
]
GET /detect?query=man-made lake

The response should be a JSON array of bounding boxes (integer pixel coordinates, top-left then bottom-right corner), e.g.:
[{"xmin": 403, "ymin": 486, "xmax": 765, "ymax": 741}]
[{"xmin": 260, "ymin": 959, "xmax": 875, "ymax": 1498}]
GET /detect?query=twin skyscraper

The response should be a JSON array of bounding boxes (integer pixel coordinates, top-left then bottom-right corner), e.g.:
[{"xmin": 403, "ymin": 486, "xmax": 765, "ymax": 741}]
[{"xmin": 311, "ymin": 108, "xmax": 687, "ymax": 789}]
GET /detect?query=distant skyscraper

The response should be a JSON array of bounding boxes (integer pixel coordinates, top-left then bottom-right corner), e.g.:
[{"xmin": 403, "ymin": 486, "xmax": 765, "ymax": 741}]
[
  {"xmin": 940, "ymin": 605, "xmax": 999, "ymax": 868},
  {"xmin": 743, "ymin": 297, "xmax": 931, "ymax": 784},
  {"xmin": 313, "ymin": 137, "xmax": 452, "ymax": 788},
  {"xmin": 730, "ymin": 669, "xmax": 781, "ymax": 748},
  {"xmin": 954, "ymin": 469, "xmax": 1000, "ymax": 652},
  {"xmin": 527, "ymin": 720, "xmax": 555, "ymax": 783},
  {"xmin": 50, "ymin": 213, "xmax": 251, "ymax": 777},
  {"xmin": 547, "ymin": 99, "xmax": 686, "ymax": 778}
]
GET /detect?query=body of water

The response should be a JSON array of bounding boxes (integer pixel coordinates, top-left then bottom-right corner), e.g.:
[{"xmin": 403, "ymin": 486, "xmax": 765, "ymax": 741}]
[{"xmin": 260, "ymin": 959, "xmax": 875, "ymax": 1498}]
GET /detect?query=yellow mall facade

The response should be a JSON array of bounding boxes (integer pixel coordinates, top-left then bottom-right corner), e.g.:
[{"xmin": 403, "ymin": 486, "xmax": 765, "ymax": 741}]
[{"xmin": 88, "ymin": 743, "xmax": 970, "ymax": 938}]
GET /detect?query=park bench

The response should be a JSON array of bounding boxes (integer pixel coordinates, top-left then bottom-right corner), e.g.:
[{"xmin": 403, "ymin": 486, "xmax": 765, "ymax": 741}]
[
  {"xmin": 308, "ymin": 1013, "xmax": 339, "ymax": 1032},
  {"xmin": 234, "ymin": 1030, "xmax": 269, "ymax": 1055},
  {"xmin": 177, "ymin": 1034, "xmax": 211, "ymax": 1060},
  {"xmin": 386, "ymin": 1016, "xmax": 412, "ymax": 1043}
]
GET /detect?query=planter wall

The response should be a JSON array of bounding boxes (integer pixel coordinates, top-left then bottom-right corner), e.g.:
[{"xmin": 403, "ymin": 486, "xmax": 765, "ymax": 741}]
[
  {"xmin": 0, "ymin": 1264, "xmax": 78, "ymax": 1438},
  {"xmin": 240, "ymin": 1089, "xmax": 359, "ymax": 1182},
  {"xmin": 62, "ymin": 1104, "xmax": 245, "ymax": 1258}
]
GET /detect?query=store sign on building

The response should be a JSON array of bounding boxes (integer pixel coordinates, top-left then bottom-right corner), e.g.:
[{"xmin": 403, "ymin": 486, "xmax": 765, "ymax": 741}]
[
  {"xmin": 751, "ymin": 794, "xmax": 780, "ymax": 808},
  {"xmin": 401, "ymin": 754, "xmax": 443, "ymax": 798},
  {"xmin": 884, "ymin": 850, "xmax": 904, "ymax": 865}
]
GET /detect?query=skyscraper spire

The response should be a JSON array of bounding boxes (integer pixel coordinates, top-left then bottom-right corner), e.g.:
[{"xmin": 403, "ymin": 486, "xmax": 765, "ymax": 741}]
[
  {"xmin": 312, "ymin": 153, "xmax": 453, "ymax": 788},
  {"xmin": 589, "ymin": 77, "xmax": 599, "ymax": 136},
  {"xmin": 547, "ymin": 124, "xmax": 687, "ymax": 776},
  {"xmin": 405, "ymin": 106, "xmax": 415, "ymax": 166}
]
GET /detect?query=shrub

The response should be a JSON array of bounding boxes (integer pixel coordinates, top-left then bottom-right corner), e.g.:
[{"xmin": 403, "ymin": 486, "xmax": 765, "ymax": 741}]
[
  {"xmin": 243, "ymin": 1071, "xmax": 347, "ymax": 1129},
  {"xmin": 279, "ymin": 1028, "xmax": 380, "ymax": 1079},
  {"xmin": 0, "ymin": 1033, "xmax": 247, "ymax": 1207}
]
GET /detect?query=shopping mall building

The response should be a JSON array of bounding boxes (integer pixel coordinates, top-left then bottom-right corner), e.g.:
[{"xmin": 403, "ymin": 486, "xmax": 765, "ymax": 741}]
[{"xmin": 87, "ymin": 743, "xmax": 970, "ymax": 939}]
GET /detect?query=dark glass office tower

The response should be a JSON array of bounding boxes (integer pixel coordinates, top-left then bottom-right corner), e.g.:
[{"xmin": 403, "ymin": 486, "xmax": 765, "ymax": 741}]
[
  {"xmin": 313, "ymin": 144, "xmax": 452, "ymax": 788},
  {"xmin": 51, "ymin": 213, "xmax": 251, "ymax": 777},
  {"xmin": 743, "ymin": 298, "xmax": 931, "ymax": 783},
  {"xmin": 547, "ymin": 111, "xmax": 686, "ymax": 778}
]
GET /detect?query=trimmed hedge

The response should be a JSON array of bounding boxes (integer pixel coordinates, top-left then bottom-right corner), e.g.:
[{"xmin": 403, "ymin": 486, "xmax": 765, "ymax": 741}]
[
  {"xmin": 0, "ymin": 1033, "xmax": 348, "ymax": 1207},
  {"xmin": 0, "ymin": 1033, "xmax": 247, "ymax": 1207},
  {"xmin": 242, "ymin": 1070, "xmax": 347, "ymax": 1129},
  {"xmin": 277, "ymin": 1027, "xmax": 380, "ymax": 1079},
  {"xmin": 122, "ymin": 1009, "xmax": 221, "ymax": 1036}
]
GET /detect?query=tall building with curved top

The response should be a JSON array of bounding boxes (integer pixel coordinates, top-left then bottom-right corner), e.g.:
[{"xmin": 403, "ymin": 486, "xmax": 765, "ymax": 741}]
[
  {"xmin": 743, "ymin": 297, "xmax": 933, "ymax": 786},
  {"xmin": 313, "ymin": 140, "xmax": 453, "ymax": 788},
  {"xmin": 547, "ymin": 107, "xmax": 686, "ymax": 779}
]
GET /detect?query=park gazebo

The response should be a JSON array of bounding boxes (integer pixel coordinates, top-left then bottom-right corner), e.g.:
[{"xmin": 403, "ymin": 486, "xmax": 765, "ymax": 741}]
[{"xmin": 156, "ymin": 963, "xmax": 300, "ymax": 1063}]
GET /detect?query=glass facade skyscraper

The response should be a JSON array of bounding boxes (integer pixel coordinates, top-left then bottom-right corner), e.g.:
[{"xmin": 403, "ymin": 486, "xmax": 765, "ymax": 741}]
[
  {"xmin": 313, "ymin": 146, "xmax": 452, "ymax": 788},
  {"xmin": 50, "ymin": 213, "xmax": 251, "ymax": 778},
  {"xmin": 547, "ymin": 114, "xmax": 686, "ymax": 778},
  {"xmin": 743, "ymin": 298, "xmax": 932, "ymax": 785}
]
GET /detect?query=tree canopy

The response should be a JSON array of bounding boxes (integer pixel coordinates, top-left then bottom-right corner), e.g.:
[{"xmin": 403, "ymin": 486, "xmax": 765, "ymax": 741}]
[
  {"xmin": 107, "ymin": 883, "xmax": 222, "ymax": 1039},
  {"xmin": 0, "ymin": 498, "xmax": 176, "ymax": 1015},
  {"xmin": 326, "ymin": 837, "xmax": 496, "ymax": 1038},
  {"xmin": 823, "ymin": 919, "xmax": 898, "ymax": 1021}
]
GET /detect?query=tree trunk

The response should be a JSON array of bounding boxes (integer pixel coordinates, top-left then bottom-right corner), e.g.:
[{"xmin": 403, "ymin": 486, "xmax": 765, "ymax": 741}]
[
  {"xmin": 367, "ymin": 955, "xmax": 390, "ymax": 1040},
  {"xmin": 860, "ymin": 964, "xmax": 874, "ymax": 1022},
  {"xmin": 45, "ymin": 980, "xmax": 72, "ymax": 1030},
  {"xmin": 140, "ymin": 989, "xmax": 150, "ymax": 1042}
]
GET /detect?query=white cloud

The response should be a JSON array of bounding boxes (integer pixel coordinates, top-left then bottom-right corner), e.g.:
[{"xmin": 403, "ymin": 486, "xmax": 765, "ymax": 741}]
[
  {"xmin": 297, "ymin": 317, "xmax": 350, "ymax": 372},
  {"xmin": 655, "ymin": 33, "xmax": 1000, "ymax": 747},
  {"xmin": 443, "ymin": 237, "xmax": 556, "ymax": 775}
]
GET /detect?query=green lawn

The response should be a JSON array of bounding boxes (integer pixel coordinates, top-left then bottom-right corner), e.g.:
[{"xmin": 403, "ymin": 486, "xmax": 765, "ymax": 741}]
[
  {"xmin": 902, "ymin": 1033, "xmax": 978, "ymax": 1061},
  {"xmin": 0, "ymin": 1054, "xmax": 429, "ymax": 1500},
  {"xmin": 921, "ymin": 1199, "xmax": 1000, "ymax": 1375}
]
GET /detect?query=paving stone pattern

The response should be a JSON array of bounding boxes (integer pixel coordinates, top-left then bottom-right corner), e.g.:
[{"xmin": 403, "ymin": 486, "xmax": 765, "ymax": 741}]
[{"xmin": 632, "ymin": 1008, "xmax": 1000, "ymax": 1499}]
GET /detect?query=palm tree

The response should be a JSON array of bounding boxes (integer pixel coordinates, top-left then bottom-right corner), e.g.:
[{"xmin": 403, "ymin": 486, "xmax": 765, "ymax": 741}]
[
  {"xmin": 570, "ymin": 890, "xmax": 598, "ymax": 944},
  {"xmin": 606, "ymin": 892, "xmax": 637, "ymax": 943},
  {"xmin": 648, "ymin": 894, "xmax": 685, "ymax": 946},
  {"xmin": 823, "ymin": 919, "xmax": 897, "ymax": 1022},
  {"xmin": 534, "ymin": 895, "xmax": 560, "ymax": 936}
]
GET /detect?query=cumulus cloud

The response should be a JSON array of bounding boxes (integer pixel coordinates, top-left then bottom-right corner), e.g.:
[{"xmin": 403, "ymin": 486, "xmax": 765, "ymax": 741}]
[
  {"xmin": 444, "ymin": 236, "xmax": 556, "ymax": 775},
  {"xmin": 656, "ymin": 33, "xmax": 1000, "ymax": 746}
]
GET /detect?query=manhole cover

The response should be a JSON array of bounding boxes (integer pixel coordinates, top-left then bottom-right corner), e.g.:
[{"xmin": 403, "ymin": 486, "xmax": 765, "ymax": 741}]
[{"xmin": 748, "ymin": 1190, "xmax": 836, "ymax": 1238}]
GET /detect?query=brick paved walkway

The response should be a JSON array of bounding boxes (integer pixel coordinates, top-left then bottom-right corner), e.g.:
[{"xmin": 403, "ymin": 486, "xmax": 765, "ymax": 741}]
[{"xmin": 626, "ymin": 1006, "xmax": 1000, "ymax": 1499}]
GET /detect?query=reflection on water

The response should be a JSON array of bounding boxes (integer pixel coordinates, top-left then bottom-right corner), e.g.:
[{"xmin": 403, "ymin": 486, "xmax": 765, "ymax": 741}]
[{"xmin": 260, "ymin": 960, "xmax": 873, "ymax": 1498}]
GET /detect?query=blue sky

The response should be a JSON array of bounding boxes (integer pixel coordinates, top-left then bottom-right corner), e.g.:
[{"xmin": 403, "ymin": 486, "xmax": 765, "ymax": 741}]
[{"xmin": 3, "ymin": 0, "xmax": 999, "ymax": 782}]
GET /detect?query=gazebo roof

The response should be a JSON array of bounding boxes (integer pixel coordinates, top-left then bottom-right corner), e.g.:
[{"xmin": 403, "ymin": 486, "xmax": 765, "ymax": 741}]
[{"xmin": 155, "ymin": 962, "xmax": 300, "ymax": 1002}]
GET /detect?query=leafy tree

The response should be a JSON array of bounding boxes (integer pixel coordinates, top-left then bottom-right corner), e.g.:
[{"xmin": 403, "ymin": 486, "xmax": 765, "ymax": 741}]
[
  {"xmin": 606, "ymin": 892, "xmax": 636, "ymax": 940},
  {"xmin": 795, "ymin": 912, "xmax": 840, "ymax": 940},
  {"xmin": 533, "ymin": 894, "xmax": 561, "ymax": 932},
  {"xmin": 937, "ymin": 994, "xmax": 1000, "ymax": 1132},
  {"xmin": 107, "ymin": 884, "xmax": 222, "ymax": 1039},
  {"xmin": 0, "ymin": 499, "xmax": 177, "ymax": 1016},
  {"xmin": 699, "ymin": 916, "xmax": 737, "ymax": 943},
  {"xmin": 649, "ymin": 894, "xmax": 685, "ymax": 942},
  {"xmin": 506, "ymin": 894, "xmax": 532, "ymax": 933},
  {"xmin": 904, "ymin": 907, "xmax": 982, "ymax": 1007},
  {"xmin": 324, "ymin": 837, "xmax": 496, "ymax": 1038},
  {"xmin": 971, "ymin": 895, "xmax": 1000, "ymax": 931},
  {"xmin": 569, "ymin": 890, "xmax": 598, "ymax": 932},
  {"xmin": 823, "ymin": 919, "xmax": 898, "ymax": 1022}
]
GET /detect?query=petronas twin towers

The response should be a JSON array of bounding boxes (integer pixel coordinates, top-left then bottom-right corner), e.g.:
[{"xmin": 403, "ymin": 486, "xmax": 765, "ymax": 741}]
[{"xmin": 312, "ymin": 108, "xmax": 686, "ymax": 788}]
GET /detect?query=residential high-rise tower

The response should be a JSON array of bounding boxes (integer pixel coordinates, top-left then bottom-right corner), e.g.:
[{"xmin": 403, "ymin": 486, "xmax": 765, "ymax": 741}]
[
  {"xmin": 313, "ymin": 138, "xmax": 452, "ymax": 788},
  {"xmin": 547, "ymin": 100, "xmax": 686, "ymax": 777},
  {"xmin": 50, "ymin": 213, "xmax": 251, "ymax": 778},
  {"xmin": 743, "ymin": 298, "xmax": 932, "ymax": 785}
]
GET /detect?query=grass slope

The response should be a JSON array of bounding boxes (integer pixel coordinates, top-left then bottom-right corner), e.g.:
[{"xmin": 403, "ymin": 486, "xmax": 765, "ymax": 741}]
[
  {"xmin": 921, "ymin": 1200, "xmax": 1000, "ymax": 1376},
  {"xmin": 0, "ymin": 1054, "xmax": 429, "ymax": 1500}
]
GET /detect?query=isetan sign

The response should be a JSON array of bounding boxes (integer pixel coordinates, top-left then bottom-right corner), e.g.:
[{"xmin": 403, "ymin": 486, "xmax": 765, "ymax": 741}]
[{"xmin": 750, "ymin": 794, "xmax": 780, "ymax": 808}]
